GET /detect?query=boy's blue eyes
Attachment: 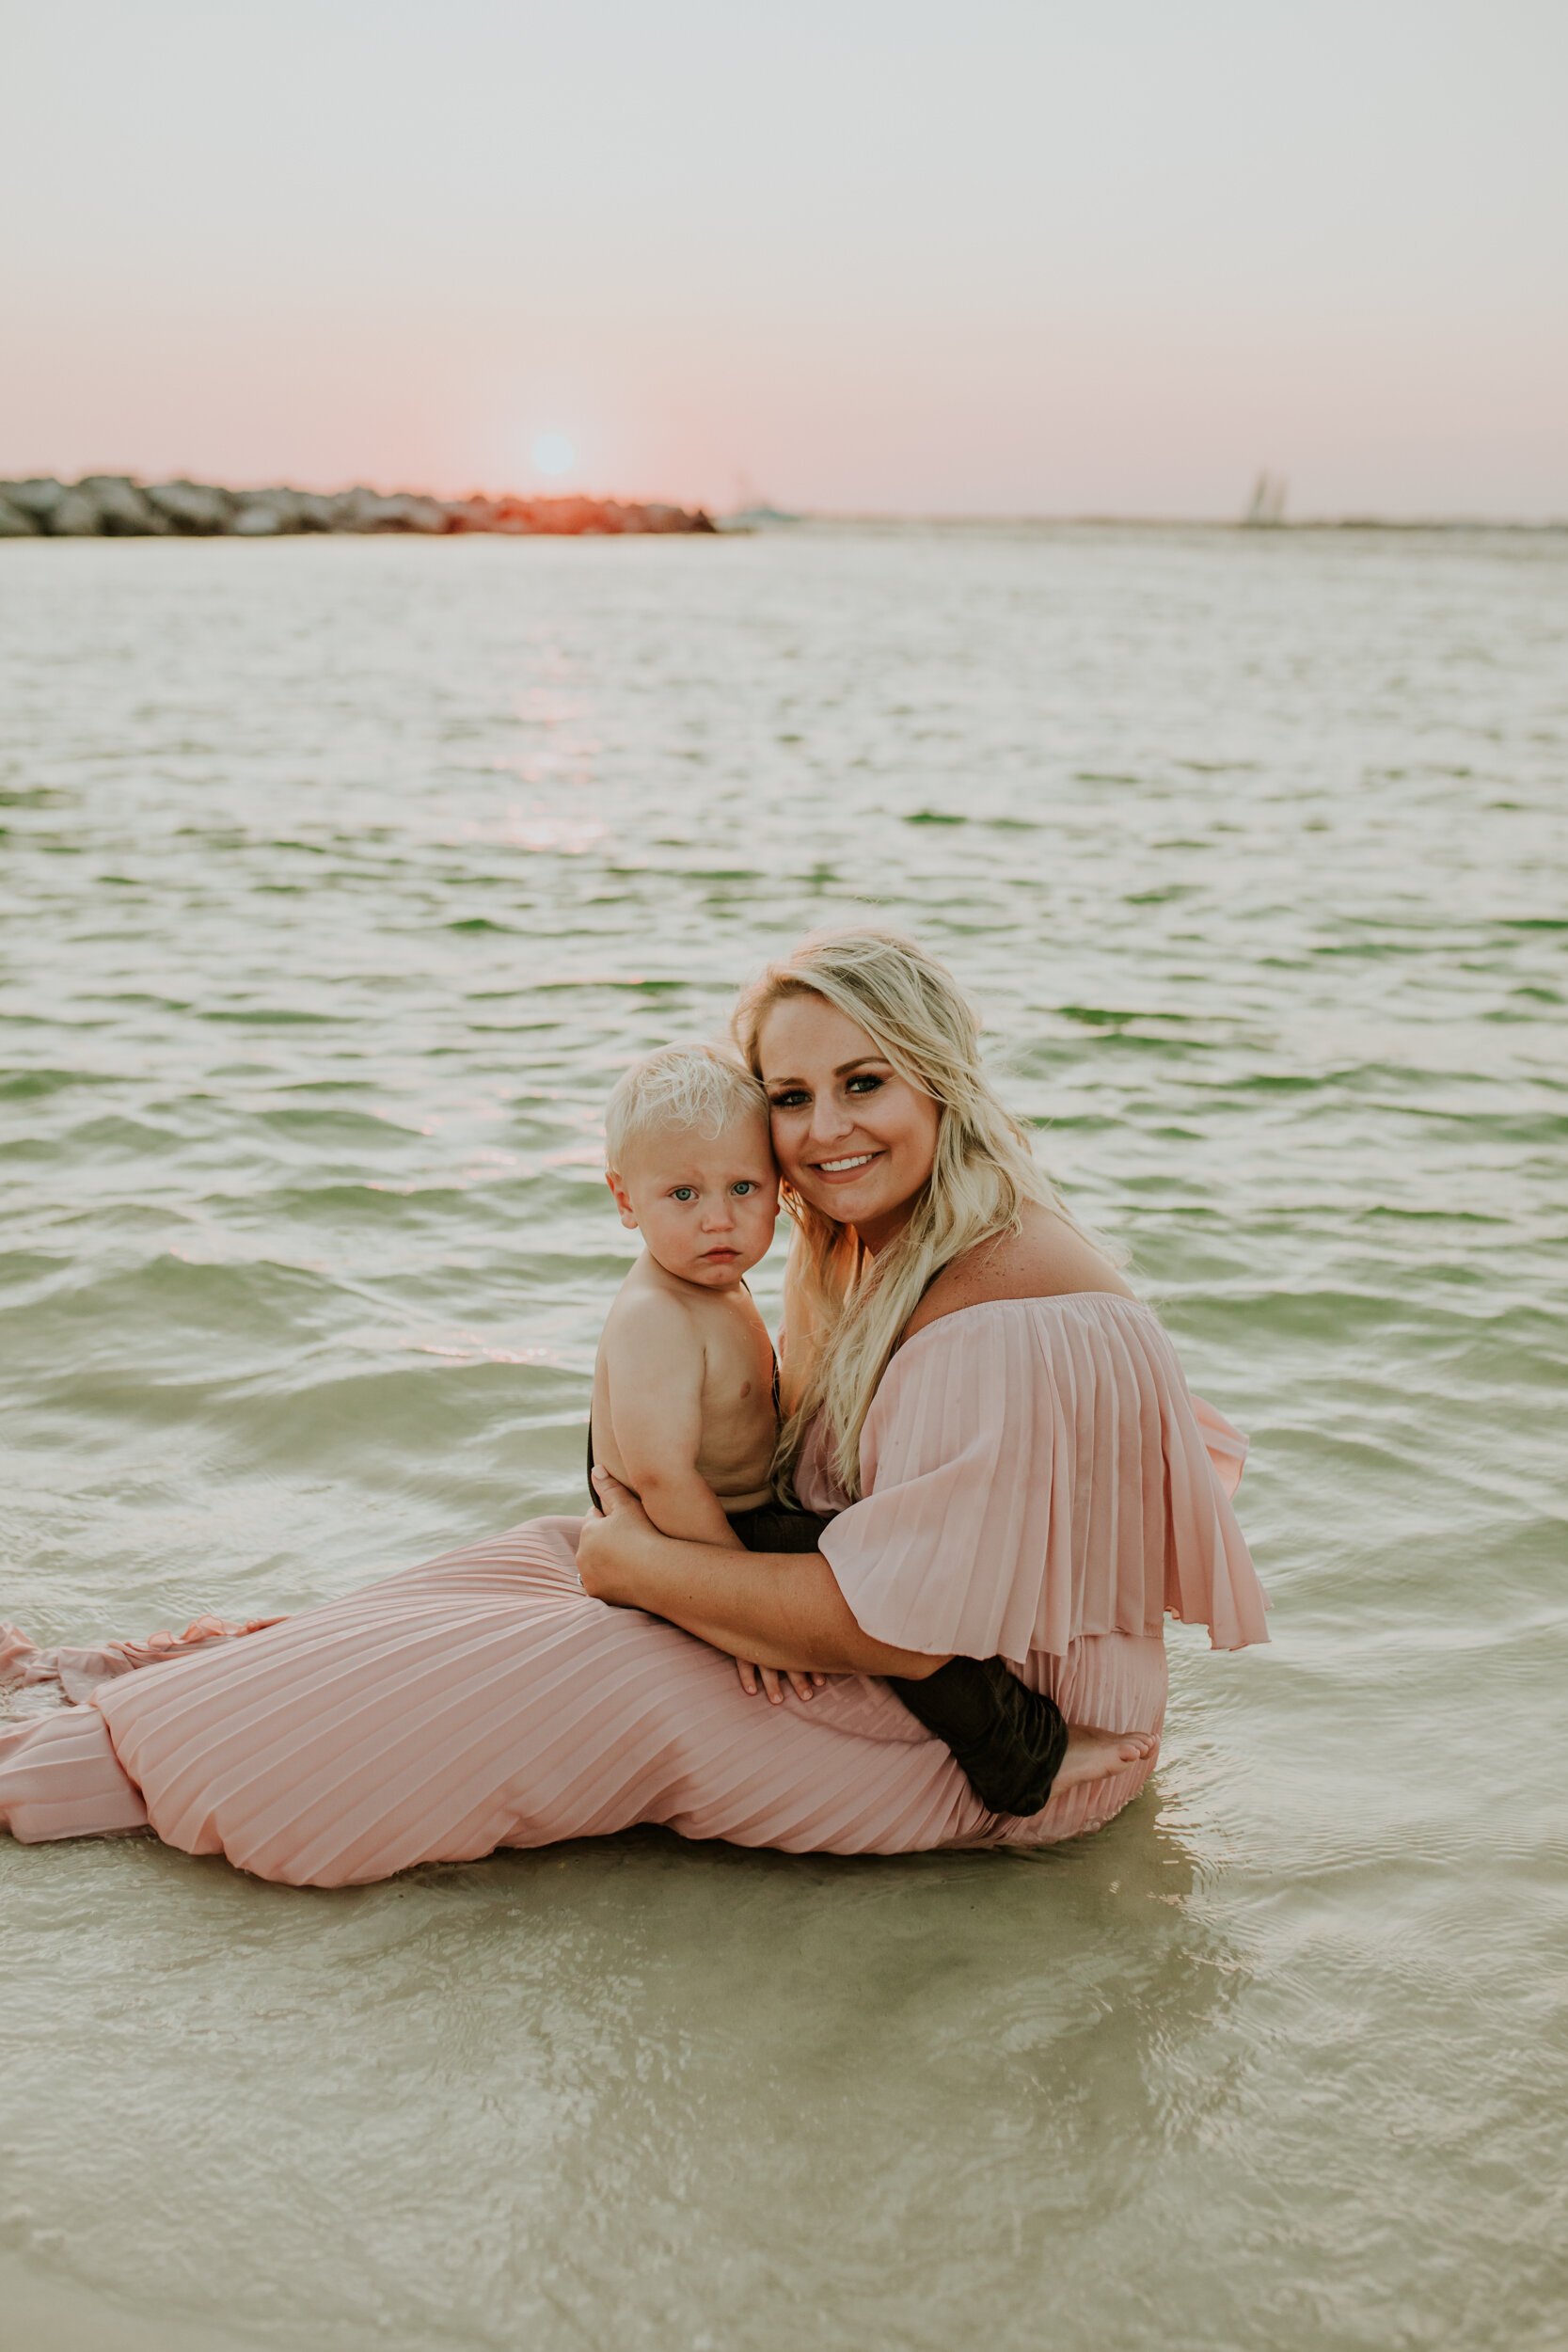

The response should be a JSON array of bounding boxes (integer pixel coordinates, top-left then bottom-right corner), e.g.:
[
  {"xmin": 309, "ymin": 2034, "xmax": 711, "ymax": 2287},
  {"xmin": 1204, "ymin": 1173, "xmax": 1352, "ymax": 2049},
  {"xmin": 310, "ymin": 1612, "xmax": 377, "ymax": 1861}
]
[{"xmin": 668, "ymin": 1182, "xmax": 763, "ymax": 1201}]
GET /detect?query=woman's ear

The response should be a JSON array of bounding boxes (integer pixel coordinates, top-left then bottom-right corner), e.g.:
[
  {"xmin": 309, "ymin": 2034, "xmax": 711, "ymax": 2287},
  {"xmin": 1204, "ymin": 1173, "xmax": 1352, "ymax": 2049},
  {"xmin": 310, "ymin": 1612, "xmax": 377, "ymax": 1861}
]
[{"xmin": 605, "ymin": 1169, "xmax": 640, "ymax": 1231}]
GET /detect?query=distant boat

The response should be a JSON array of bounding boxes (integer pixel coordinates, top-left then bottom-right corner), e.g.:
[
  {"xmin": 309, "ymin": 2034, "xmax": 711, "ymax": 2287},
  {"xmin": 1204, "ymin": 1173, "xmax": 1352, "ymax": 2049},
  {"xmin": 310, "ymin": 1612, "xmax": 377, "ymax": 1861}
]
[
  {"xmin": 1243, "ymin": 471, "xmax": 1289, "ymax": 527},
  {"xmin": 721, "ymin": 502, "xmax": 802, "ymax": 531},
  {"xmin": 718, "ymin": 474, "xmax": 803, "ymax": 532}
]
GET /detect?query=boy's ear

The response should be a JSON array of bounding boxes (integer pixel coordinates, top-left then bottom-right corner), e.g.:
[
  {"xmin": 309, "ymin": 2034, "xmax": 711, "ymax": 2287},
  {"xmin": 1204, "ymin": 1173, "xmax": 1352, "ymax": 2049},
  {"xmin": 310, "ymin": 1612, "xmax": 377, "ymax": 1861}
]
[{"xmin": 605, "ymin": 1169, "xmax": 640, "ymax": 1231}]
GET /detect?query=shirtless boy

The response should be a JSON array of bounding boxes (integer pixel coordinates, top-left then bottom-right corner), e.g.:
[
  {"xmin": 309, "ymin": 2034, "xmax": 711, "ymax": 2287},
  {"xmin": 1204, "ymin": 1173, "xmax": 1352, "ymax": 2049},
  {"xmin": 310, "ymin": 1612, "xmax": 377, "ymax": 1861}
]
[{"xmin": 591, "ymin": 1044, "xmax": 784, "ymax": 1547}]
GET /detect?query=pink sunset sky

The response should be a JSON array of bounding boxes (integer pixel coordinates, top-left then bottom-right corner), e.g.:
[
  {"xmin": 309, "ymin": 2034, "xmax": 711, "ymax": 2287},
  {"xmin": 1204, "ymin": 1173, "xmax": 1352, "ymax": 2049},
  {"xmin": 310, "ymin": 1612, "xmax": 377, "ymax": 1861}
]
[{"xmin": 5, "ymin": 0, "xmax": 1565, "ymax": 518}]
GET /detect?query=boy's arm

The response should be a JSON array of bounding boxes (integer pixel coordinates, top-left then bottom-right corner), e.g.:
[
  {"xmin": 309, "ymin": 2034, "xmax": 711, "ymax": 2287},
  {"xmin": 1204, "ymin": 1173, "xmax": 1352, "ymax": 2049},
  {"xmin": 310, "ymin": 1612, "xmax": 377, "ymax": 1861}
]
[{"xmin": 605, "ymin": 1295, "xmax": 738, "ymax": 1548}]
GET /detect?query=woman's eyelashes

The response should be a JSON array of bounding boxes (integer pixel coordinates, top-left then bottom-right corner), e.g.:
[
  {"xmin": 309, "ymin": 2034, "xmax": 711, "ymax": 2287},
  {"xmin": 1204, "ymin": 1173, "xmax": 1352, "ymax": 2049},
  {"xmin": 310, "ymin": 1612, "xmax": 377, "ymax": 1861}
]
[{"xmin": 767, "ymin": 1073, "xmax": 886, "ymax": 1112}]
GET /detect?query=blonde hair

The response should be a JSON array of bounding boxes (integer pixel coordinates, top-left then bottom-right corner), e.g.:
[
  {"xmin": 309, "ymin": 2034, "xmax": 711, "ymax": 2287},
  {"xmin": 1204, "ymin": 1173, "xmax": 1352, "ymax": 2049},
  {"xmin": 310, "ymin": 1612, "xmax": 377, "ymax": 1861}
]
[
  {"xmin": 733, "ymin": 927, "xmax": 1070, "ymax": 1498},
  {"xmin": 604, "ymin": 1041, "xmax": 768, "ymax": 1171}
]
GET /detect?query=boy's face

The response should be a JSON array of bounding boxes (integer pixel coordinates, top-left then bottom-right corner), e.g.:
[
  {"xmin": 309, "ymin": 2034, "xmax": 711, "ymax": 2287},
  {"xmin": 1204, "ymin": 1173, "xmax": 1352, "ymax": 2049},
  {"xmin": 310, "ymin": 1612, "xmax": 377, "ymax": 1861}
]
[{"xmin": 608, "ymin": 1113, "xmax": 780, "ymax": 1290}]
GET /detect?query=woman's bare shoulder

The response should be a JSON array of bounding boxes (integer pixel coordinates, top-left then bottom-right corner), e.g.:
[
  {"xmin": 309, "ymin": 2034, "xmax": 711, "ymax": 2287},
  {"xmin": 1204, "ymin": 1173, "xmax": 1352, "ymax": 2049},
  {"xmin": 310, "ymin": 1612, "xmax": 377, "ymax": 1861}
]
[{"xmin": 902, "ymin": 1203, "xmax": 1134, "ymax": 1343}]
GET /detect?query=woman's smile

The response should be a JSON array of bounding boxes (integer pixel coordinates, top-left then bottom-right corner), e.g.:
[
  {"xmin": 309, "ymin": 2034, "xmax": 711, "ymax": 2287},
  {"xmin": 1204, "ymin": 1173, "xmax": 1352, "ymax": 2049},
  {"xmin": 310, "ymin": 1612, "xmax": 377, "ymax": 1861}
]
[{"xmin": 811, "ymin": 1149, "xmax": 881, "ymax": 1178}]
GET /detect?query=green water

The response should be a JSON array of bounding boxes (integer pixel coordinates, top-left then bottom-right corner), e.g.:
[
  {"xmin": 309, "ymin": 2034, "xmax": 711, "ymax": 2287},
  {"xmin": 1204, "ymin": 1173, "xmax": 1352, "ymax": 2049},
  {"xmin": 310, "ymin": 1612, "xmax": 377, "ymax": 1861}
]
[{"xmin": 1, "ymin": 527, "xmax": 1564, "ymax": 2349}]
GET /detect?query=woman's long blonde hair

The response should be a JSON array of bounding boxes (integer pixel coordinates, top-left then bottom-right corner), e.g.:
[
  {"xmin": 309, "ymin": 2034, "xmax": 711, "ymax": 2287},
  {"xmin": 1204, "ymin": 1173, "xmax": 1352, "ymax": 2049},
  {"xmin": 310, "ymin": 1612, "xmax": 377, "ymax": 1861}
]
[{"xmin": 733, "ymin": 927, "xmax": 1069, "ymax": 1499}]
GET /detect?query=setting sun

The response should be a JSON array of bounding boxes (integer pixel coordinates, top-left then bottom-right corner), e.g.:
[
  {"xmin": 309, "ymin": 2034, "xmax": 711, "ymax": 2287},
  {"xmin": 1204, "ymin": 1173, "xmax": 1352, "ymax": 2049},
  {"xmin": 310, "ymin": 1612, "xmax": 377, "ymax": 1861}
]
[{"xmin": 531, "ymin": 431, "xmax": 575, "ymax": 479}]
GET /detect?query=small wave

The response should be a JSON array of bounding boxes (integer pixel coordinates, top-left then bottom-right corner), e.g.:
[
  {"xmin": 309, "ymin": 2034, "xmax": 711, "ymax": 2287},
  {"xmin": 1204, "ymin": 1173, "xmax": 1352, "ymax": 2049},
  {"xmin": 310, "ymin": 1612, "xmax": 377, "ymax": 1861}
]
[{"xmin": 0, "ymin": 1067, "xmax": 115, "ymax": 1102}]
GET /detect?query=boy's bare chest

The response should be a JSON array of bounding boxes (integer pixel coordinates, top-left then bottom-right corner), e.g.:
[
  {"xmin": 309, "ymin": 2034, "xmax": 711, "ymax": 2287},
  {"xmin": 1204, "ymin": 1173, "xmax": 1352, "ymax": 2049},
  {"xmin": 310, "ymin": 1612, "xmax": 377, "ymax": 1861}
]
[{"xmin": 694, "ymin": 1302, "xmax": 777, "ymax": 1446}]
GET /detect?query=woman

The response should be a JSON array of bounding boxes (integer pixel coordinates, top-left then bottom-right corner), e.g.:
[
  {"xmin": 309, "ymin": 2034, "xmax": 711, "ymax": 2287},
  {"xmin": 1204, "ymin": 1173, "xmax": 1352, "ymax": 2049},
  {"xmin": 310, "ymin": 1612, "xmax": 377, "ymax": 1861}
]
[{"xmin": 0, "ymin": 930, "xmax": 1266, "ymax": 1884}]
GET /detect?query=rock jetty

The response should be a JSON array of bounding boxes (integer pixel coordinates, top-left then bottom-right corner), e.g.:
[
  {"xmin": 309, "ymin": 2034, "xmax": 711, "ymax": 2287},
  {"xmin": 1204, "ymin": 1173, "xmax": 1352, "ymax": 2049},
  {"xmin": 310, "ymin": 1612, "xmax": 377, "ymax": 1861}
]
[{"xmin": 0, "ymin": 476, "xmax": 717, "ymax": 539}]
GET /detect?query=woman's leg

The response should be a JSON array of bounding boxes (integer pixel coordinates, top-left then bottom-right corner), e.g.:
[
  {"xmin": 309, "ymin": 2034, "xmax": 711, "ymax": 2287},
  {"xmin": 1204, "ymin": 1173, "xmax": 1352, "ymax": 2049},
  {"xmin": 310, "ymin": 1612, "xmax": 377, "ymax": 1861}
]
[{"xmin": 0, "ymin": 1706, "xmax": 149, "ymax": 1843}]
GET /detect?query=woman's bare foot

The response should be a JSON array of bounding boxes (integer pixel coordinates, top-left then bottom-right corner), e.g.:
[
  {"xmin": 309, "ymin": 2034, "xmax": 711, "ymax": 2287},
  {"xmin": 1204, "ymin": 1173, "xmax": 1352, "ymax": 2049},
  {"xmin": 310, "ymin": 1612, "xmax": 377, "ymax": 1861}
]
[{"xmin": 1052, "ymin": 1724, "xmax": 1159, "ymax": 1793}]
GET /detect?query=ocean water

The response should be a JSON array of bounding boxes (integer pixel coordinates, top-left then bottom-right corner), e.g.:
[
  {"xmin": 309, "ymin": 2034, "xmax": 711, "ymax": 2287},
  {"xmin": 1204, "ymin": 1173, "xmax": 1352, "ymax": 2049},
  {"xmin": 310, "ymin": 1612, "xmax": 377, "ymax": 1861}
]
[{"xmin": 1, "ymin": 525, "xmax": 1563, "ymax": 2352}]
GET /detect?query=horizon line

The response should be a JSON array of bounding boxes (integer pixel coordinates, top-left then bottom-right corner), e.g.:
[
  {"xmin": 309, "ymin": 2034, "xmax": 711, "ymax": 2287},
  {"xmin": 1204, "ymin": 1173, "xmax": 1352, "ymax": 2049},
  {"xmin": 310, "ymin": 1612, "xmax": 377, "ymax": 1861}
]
[{"xmin": 4, "ymin": 469, "xmax": 1564, "ymax": 534}]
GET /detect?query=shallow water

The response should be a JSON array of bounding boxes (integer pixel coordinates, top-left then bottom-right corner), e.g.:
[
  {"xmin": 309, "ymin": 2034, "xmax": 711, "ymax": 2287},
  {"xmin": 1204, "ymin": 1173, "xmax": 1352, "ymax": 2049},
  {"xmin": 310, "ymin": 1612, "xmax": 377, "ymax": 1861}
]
[{"xmin": 1, "ymin": 526, "xmax": 1564, "ymax": 2350}]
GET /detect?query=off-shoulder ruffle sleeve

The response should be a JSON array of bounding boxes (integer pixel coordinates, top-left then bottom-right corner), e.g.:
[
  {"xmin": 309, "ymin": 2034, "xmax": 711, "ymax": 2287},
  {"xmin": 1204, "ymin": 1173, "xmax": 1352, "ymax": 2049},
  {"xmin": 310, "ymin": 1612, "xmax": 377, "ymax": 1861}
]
[{"xmin": 816, "ymin": 1296, "xmax": 1269, "ymax": 1662}]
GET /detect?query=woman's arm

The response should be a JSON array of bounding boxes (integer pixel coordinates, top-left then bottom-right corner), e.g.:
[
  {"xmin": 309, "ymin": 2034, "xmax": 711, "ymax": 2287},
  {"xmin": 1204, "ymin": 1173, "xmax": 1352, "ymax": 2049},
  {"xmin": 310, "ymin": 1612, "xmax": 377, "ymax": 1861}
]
[{"xmin": 578, "ymin": 1470, "xmax": 947, "ymax": 1680}]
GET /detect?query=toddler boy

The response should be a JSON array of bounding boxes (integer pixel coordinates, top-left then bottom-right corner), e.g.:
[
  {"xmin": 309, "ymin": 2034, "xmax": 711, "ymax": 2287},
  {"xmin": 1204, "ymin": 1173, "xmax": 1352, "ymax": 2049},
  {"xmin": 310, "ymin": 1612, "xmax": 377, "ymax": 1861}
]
[{"xmin": 591, "ymin": 1044, "xmax": 784, "ymax": 1542}]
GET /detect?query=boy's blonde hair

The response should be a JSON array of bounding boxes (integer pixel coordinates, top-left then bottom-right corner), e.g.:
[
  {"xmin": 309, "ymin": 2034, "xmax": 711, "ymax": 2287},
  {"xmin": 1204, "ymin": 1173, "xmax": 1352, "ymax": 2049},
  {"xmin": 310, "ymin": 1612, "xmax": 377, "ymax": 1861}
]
[{"xmin": 604, "ymin": 1042, "xmax": 768, "ymax": 1172}]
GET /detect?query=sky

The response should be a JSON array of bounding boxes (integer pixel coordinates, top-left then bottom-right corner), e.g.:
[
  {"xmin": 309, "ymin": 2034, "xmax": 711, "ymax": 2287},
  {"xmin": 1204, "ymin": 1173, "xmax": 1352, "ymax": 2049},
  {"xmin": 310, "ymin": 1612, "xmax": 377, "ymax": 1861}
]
[{"xmin": 4, "ymin": 0, "xmax": 1565, "ymax": 517}]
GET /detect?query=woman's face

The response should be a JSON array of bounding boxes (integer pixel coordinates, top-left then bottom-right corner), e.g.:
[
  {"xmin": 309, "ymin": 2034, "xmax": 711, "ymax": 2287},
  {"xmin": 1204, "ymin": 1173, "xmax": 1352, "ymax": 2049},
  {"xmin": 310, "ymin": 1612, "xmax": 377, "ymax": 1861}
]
[{"xmin": 756, "ymin": 992, "xmax": 941, "ymax": 1251}]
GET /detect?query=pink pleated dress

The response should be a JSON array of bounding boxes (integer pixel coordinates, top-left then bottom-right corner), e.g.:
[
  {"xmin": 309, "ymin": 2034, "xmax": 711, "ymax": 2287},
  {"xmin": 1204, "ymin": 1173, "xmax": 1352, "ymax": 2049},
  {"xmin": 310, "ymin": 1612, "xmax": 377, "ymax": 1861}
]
[{"xmin": 0, "ymin": 1295, "xmax": 1268, "ymax": 1886}]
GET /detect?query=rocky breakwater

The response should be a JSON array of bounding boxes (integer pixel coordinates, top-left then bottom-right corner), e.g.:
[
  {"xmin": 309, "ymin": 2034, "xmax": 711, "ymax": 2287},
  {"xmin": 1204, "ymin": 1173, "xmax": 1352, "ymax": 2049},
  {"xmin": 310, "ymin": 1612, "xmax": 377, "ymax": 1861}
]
[{"xmin": 0, "ymin": 476, "xmax": 717, "ymax": 538}]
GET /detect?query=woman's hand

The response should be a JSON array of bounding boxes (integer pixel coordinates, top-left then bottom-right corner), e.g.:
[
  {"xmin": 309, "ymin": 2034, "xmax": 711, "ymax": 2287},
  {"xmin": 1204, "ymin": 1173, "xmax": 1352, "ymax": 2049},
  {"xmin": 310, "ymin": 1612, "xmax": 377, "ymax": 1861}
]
[{"xmin": 734, "ymin": 1657, "xmax": 828, "ymax": 1706}]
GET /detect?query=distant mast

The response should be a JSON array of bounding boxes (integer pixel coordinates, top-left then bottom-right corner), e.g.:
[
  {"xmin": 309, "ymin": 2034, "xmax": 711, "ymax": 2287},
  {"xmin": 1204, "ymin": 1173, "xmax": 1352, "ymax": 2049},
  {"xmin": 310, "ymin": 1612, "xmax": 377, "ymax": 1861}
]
[{"xmin": 1243, "ymin": 471, "xmax": 1289, "ymax": 527}]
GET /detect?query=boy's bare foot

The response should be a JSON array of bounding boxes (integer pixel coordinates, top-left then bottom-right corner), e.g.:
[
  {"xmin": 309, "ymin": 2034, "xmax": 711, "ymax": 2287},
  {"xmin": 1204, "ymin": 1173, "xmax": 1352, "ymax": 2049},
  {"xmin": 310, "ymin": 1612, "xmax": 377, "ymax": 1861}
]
[{"xmin": 1052, "ymin": 1724, "xmax": 1159, "ymax": 1794}]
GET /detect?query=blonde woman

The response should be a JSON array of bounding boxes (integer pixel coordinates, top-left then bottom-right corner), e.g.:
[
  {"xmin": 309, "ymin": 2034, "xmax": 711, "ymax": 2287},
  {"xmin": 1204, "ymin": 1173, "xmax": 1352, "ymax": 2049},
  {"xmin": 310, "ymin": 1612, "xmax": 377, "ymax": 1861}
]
[{"xmin": 0, "ymin": 931, "xmax": 1267, "ymax": 1883}]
